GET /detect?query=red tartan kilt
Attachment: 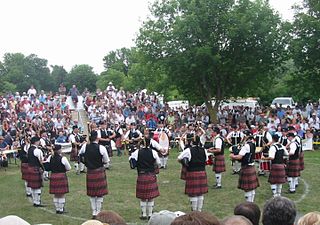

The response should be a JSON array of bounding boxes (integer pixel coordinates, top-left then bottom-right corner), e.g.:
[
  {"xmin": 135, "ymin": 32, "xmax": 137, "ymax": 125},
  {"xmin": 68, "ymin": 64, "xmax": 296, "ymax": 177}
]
[
  {"xmin": 70, "ymin": 147, "xmax": 79, "ymax": 161},
  {"xmin": 86, "ymin": 168, "xmax": 108, "ymax": 197},
  {"xmin": 268, "ymin": 164, "xmax": 286, "ymax": 184},
  {"xmin": 27, "ymin": 166, "xmax": 43, "ymax": 189},
  {"xmin": 180, "ymin": 166, "xmax": 187, "ymax": 180},
  {"xmin": 49, "ymin": 173, "xmax": 69, "ymax": 194},
  {"xmin": 185, "ymin": 170, "xmax": 208, "ymax": 197},
  {"xmin": 21, "ymin": 163, "xmax": 29, "ymax": 180},
  {"xmin": 115, "ymin": 138, "xmax": 123, "ymax": 148},
  {"xmin": 206, "ymin": 155, "xmax": 214, "ymax": 166},
  {"xmin": 238, "ymin": 166, "xmax": 259, "ymax": 192},
  {"xmin": 212, "ymin": 155, "xmax": 226, "ymax": 173},
  {"xmin": 260, "ymin": 160, "xmax": 271, "ymax": 171},
  {"xmin": 286, "ymin": 159, "xmax": 300, "ymax": 177},
  {"xmin": 299, "ymin": 152, "xmax": 304, "ymax": 171},
  {"xmin": 254, "ymin": 152, "xmax": 262, "ymax": 160},
  {"xmin": 136, "ymin": 173, "xmax": 160, "ymax": 200}
]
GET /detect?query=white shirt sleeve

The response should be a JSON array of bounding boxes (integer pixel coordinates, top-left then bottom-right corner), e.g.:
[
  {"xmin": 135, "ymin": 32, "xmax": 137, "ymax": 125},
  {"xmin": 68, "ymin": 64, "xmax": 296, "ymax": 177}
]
[
  {"xmin": 124, "ymin": 130, "xmax": 130, "ymax": 139},
  {"xmin": 239, "ymin": 144, "xmax": 250, "ymax": 156},
  {"xmin": 214, "ymin": 138, "xmax": 222, "ymax": 149},
  {"xmin": 268, "ymin": 146, "xmax": 277, "ymax": 159},
  {"xmin": 266, "ymin": 132, "xmax": 272, "ymax": 143},
  {"xmin": 61, "ymin": 156, "xmax": 71, "ymax": 171},
  {"xmin": 99, "ymin": 145, "xmax": 110, "ymax": 164},
  {"xmin": 151, "ymin": 139, "xmax": 162, "ymax": 151},
  {"xmin": 152, "ymin": 149, "xmax": 161, "ymax": 166},
  {"xmin": 78, "ymin": 143, "xmax": 87, "ymax": 155},
  {"xmin": 97, "ymin": 130, "xmax": 102, "ymax": 138},
  {"xmin": 34, "ymin": 147, "xmax": 44, "ymax": 161},
  {"xmin": 289, "ymin": 143, "xmax": 297, "ymax": 155},
  {"xmin": 177, "ymin": 148, "xmax": 191, "ymax": 161},
  {"xmin": 129, "ymin": 149, "xmax": 139, "ymax": 161},
  {"xmin": 69, "ymin": 134, "xmax": 76, "ymax": 143}
]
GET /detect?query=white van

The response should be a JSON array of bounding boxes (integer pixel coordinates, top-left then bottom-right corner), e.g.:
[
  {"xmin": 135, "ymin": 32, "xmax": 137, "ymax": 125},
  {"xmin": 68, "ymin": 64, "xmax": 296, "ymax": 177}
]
[
  {"xmin": 167, "ymin": 100, "xmax": 189, "ymax": 110},
  {"xmin": 270, "ymin": 97, "xmax": 296, "ymax": 109}
]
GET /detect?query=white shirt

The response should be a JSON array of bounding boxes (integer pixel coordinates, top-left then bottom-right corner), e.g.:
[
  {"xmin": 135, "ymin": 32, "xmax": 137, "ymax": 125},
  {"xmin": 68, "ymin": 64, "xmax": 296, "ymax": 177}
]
[
  {"xmin": 32, "ymin": 145, "xmax": 44, "ymax": 162},
  {"xmin": 177, "ymin": 147, "xmax": 208, "ymax": 161},
  {"xmin": 213, "ymin": 136, "xmax": 223, "ymax": 149},
  {"xmin": 46, "ymin": 155, "xmax": 72, "ymax": 171},
  {"xmin": 129, "ymin": 148, "xmax": 161, "ymax": 166},
  {"xmin": 268, "ymin": 143, "xmax": 289, "ymax": 159},
  {"xmin": 78, "ymin": 142, "xmax": 110, "ymax": 165},
  {"xmin": 288, "ymin": 142, "xmax": 298, "ymax": 155}
]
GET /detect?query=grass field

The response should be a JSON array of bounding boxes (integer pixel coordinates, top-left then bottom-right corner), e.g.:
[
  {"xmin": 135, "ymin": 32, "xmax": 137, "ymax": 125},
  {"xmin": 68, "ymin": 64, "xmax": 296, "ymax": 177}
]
[{"xmin": 1, "ymin": 149, "xmax": 320, "ymax": 225}]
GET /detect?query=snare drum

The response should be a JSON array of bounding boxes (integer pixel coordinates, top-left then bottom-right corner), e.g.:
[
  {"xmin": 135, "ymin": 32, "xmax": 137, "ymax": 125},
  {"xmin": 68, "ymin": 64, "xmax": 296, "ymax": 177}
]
[
  {"xmin": 255, "ymin": 147, "xmax": 263, "ymax": 153},
  {"xmin": 260, "ymin": 160, "xmax": 271, "ymax": 171},
  {"xmin": 206, "ymin": 155, "xmax": 214, "ymax": 166}
]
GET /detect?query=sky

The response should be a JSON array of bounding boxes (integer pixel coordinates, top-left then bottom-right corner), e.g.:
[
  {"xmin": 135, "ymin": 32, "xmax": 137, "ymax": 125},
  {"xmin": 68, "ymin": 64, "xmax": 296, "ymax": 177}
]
[{"xmin": 0, "ymin": 0, "xmax": 302, "ymax": 74}]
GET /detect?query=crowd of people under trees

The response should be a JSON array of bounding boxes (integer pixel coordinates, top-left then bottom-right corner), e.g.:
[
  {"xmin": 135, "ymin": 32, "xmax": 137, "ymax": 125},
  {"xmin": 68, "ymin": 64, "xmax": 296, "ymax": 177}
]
[{"xmin": 0, "ymin": 83, "xmax": 319, "ymax": 225}]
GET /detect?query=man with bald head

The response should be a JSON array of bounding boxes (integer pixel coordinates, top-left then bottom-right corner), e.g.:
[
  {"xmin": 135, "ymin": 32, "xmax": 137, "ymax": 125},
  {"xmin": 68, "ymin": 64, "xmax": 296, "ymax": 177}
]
[{"xmin": 221, "ymin": 215, "xmax": 253, "ymax": 225}]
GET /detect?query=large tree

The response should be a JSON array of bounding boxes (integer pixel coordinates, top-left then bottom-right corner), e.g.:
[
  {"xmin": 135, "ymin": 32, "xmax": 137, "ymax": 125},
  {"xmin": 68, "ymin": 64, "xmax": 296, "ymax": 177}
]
[
  {"xmin": 65, "ymin": 64, "xmax": 97, "ymax": 92},
  {"xmin": 290, "ymin": 0, "xmax": 320, "ymax": 100},
  {"xmin": 137, "ymin": 0, "xmax": 286, "ymax": 122}
]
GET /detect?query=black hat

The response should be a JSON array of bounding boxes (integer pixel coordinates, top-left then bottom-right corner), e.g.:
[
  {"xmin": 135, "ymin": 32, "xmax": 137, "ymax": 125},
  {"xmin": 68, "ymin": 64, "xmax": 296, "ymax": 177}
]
[
  {"xmin": 243, "ymin": 129, "xmax": 253, "ymax": 136},
  {"xmin": 287, "ymin": 133, "xmax": 295, "ymax": 138},
  {"xmin": 272, "ymin": 134, "xmax": 280, "ymax": 142},
  {"xmin": 287, "ymin": 126, "xmax": 295, "ymax": 131},
  {"xmin": 281, "ymin": 127, "xmax": 288, "ymax": 132},
  {"xmin": 72, "ymin": 125, "xmax": 78, "ymax": 130},
  {"xmin": 54, "ymin": 144, "xmax": 62, "ymax": 151},
  {"xmin": 213, "ymin": 127, "xmax": 220, "ymax": 134},
  {"xmin": 130, "ymin": 122, "xmax": 136, "ymax": 126},
  {"xmin": 30, "ymin": 136, "xmax": 40, "ymax": 144}
]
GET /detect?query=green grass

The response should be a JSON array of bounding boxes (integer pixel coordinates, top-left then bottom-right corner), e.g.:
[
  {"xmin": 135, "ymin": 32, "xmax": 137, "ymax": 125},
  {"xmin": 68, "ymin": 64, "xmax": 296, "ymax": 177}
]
[{"xmin": 1, "ymin": 150, "xmax": 320, "ymax": 225}]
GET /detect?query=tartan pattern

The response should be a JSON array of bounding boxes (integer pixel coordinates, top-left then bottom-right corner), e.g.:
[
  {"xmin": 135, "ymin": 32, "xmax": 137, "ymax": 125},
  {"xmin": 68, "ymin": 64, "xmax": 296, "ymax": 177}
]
[
  {"xmin": 136, "ymin": 173, "xmax": 160, "ymax": 200},
  {"xmin": 299, "ymin": 152, "xmax": 304, "ymax": 171},
  {"xmin": 238, "ymin": 165, "xmax": 259, "ymax": 192},
  {"xmin": 254, "ymin": 152, "xmax": 262, "ymax": 160},
  {"xmin": 27, "ymin": 166, "xmax": 43, "ymax": 189},
  {"xmin": 49, "ymin": 173, "xmax": 69, "ymax": 194},
  {"xmin": 185, "ymin": 171, "xmax": 208, "ymax": 197},
  {"xmin": 286, "ymin": 159, "xmax": 300, "ymax": 177},
  {"xmin": 86, "ymin": 168, "xmax": 108, "ymax": 197},
  {"xmin": 180, "ymin": 166, "xmax": 187, "ymax": 180},
  {"xmin": 212, "ymin": 155, "xmax": 226, "ymax": 173},
  {"xmin": 21, "ymin": 162, "xmax": 29, "ymax": 180},
  {"xmin": 70, "ymin": 147, "xmax": 79, "ymax": 161},
  {"xmin": 268, "ymin": 164, "xmax": 286, "ymax": 184},
  {"xmin": 260, "ymin": 160, "xmax": 271, "ymax": 171}
]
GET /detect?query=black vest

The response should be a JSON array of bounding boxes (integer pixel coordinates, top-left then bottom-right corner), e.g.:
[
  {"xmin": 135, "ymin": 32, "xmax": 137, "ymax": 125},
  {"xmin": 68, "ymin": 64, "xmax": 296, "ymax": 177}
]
[
  {"xmin": 99, "ymin": 129, "xmax": 111, "ymax": 146},
  {"xmin": 255, "ymin": 132, "xmax": 268, "ymax": 147},
  {"xmin": 71, "ymin": 133, "xmax": 81, "ymax": 149},
  {"xmin": 231, "ymin": 132, "xmax": 241, "ymax": 145},
  {"xmin": 84, "ymin": 143, "xmax": 103, "ymax": 170},
  {"xmin": 137, "ymin": 148, "xmax": 155, "ymax": 173},
  {"xmin": 50, "ymin": 154, "xmax": 66, "ymax": 173},
  {"xmin": 279, "ymin": 136, "xmax": 288, "ymax": 146},
  {"xmin": 271, "ymin": 143, "xmax": 285, "ymax": 164},
  {"xmin": 187, "ymin": 146, "xmax": 206, "ymax": 172},
  {"xmin": 241, "ymin": 142, "xmax": 255, "ymax": 166},
  {"xmin": 289, "ymin": 142, "xmax": 299, "ymax": 160},
  {"xmin": 28, "ymin": 145, "xmax": 41, "ymax": 168},
  {"xmin": 214, "ymin": 137, "xmax": 224, "ymax": 156}
]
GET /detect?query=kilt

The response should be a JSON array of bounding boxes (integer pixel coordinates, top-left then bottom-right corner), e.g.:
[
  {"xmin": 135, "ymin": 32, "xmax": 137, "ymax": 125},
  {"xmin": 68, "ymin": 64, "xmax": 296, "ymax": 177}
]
[
  {"xmin": 286, "ymin": 159, "xmax": 300, "ymax": 177},
  {"xmin": 136, "ymin": 173, "xmax": 160, "ymax": 200},
  {"xmin": 238, "ymin": 165, "xmax": 259, "ymax": 192},
  {"xmin": 212, "ymin": 155, "xmax": 226, "ymax": 173},
  {"xmin": 115, "ymin": 138, "xmax": 123, "ymax": 148},
  {"xmin": 27, "ymin": 166, "xmax": 43, "ymax": 189},
  {"xmin": 299, "ymin": 152, "xmax": 304, "ymax": 171},
  {"xmin": 254, "ymin": 152, "xmax": 262, "ymax": 160},
  {"xmin": 21, "ymin": 163, "xmax": 29, "ymax": 180},
  {"xmin": 86, "ymin": 168, "xmax": 108, "ymax": 197},
  {"xmin": 49, "ymin": 173, "xmax": 69, "ymax": 194},
  {"xmin": 268, "ymin": 164, "xmax": 286, "ymax": 184},
  {"xmin": 70, "ymin": 147, "xmax": 79, "ymax": 162},
  {"xmin": 180, "ymin": 166, "xmax": 187, "ymax": 180},
  {"xmin": 185, "ymin": 170, "xmax": 208, "ymax": 197}
]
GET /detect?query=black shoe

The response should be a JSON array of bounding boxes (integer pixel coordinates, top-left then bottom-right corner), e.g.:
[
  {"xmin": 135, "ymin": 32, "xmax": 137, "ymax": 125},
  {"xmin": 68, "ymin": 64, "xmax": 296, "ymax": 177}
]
[
  {"xmin": 232, "ymin": 171, "xmax": 239, "ymax": 175},
  {"xmin": 80, "ymin": 170, "xmax": 86, "ymax": 174},
  {"xmin": 215, "ymin": 185, "xmax": 222, "ymax": 189},
  {"xmin": 139, "ymin": 216, "xmax": 148, "ymax": 220},
  {"xmin": 33, "ymin": 204, "xmax": 46, "ymax": 207},
  {"xmin": 258, "ymin": 172, "xmax": 265, "ymax": 176},
  {"xmin": 92, "ymin": 215, "xmax": 97, "ymax": 219},
  {"xmin": 56, "ymin": 210, "xmax": 60, "ymax": 214},
  {"xmin": 288, "ymin": 190, "xmax": 296, "ymax": 194},
  {"xmin": 26, "ymin": 194, "xmax": 32, "ymax": 197}
]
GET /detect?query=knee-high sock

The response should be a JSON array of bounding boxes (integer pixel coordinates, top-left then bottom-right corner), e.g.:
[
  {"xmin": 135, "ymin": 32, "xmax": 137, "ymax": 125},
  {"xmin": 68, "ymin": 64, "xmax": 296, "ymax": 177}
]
[
  {"xmin": 43, "ymin": 171, "xmax": 49, "ymax": 179},
  {"xmin": 160, "ymin": 157, "xmax": 165, "ymax": 167},
  {"xmin": 53, "ymin": 197, "xmax": 59, "ymax": 211},
  {"xmin": 189, "ymin": 197, "xmax": 198, "ymax": 211},
  {"xmin": 74, "ymin": 163, "xmax": 79, "ymax": 172},
  {"xmin": 245, "ymin": 191, "xmax": 252, "ymax": 202},
  {"xmin": 147, "ymin": 200, "xmax": 154, "ymax": 217},
  {"xmin": 288, "ymin": 177, "xmax": 295, "ymax": 191},
  {"xmin": 79, "ymin": 162, "xmax": 85, "ymax": 172},
  {"xmin": 251, "ymin": 190, "xmax": 256, "ymax": 202},
  {"xmin": 96, "ymin": 197, "xmax": 103, "ymax": 215},
  {"xmin": 163, "ymin": 157, "xmax": 168, "ymax": 168},
  {"xmin": 90, "ymin": 197, "xmax": 97, "ymax": 216},
  {"xmin": 294, "ymin": 177, "xmax": 299, "ymax": 187},
  {"xmin": 233, "ymin": 161, "xmax": 241, "ymax": 172},
  {"xmin": 58, "ymin": 198, "xmax": 65, "ymax": 212},
  {"xmin": 276, "ymin": 184, "xmax": 282, "ymax": 196},
  {"xmin": 215, "ymin": 173, "xmax": 222, "ymax": 186},
  {"xmin": 140, "ymin": 201, "xmax": 147, "ymax": 217},
  {"xmin": 271, "ymin": 184, "xmax": 277, "ymax": 197},
  {"xmin": 197, "ymin": 196, "xmax": 204, "ymax": 212},
  {"xmin": 32, "ymin": 189, "xmax": 41, "ymax": 205},
  {"xmin": 25, "ymin": 181, "xmax": 31, "ymax": 195},
  {"xmin": 296, "ymin": 177, "xmax": 299, "ymax": 185}
]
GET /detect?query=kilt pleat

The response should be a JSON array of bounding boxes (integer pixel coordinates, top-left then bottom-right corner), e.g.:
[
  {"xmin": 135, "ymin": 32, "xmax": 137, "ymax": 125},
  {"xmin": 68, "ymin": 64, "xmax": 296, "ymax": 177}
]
[
  {"xmin": 286, "ymin": 159, "xmax": 300, "ymax": 177},
  {"xmin": 136, "ymin": 173, "xmax": 160, "ymax": 200},
  {"xmin": 238, "ymin": 166, "xmax": 259, "ymax": 192},
  {"xmin": 212, "ymin": 155, "xmax": 226, "ymax": 173},
  {"xmin": 49, "ymin": 173, "xmax": 69, "ymax": 194},
  {"xmin": 86, "ymin": 168, "xmax": 108, "ymax": 197},
  {"xmin": 268, "ymin": 164, "xmax": 286, "ymax": 184},
  {"xmin": 185, "ymin": 171, "xmax": 208, "ymax": 197},
  {"xmin": 299, "ymin": 152, "xmax": 304, "ymax": 171},
  {"xmin": 180, "ymin": 166, "xmax": 187, "ymax": 180},
  {"xmin": 27, "ymin": 166, "xmax": 43, "ymax": 189},
  {"xmin": 21, "ymin": 163, "xmax": 29, "ymax": 180}
]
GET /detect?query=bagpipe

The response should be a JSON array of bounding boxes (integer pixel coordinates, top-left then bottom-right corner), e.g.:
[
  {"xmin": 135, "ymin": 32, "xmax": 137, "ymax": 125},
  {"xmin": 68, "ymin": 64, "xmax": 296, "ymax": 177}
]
[
  {"xmin": 228, "ymin": 144, "xmax": 242, "ymax": 155},
  {"xmin": 0, "ymin": 151, "xmax": 8, "ymax": 168}
]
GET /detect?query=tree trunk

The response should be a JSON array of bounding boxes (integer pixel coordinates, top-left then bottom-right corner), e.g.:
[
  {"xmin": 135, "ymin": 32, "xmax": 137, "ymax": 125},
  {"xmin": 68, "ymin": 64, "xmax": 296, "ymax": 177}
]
[{"xmin": 206, "ymin": 100, "xmax": 220, "ymax": 125}]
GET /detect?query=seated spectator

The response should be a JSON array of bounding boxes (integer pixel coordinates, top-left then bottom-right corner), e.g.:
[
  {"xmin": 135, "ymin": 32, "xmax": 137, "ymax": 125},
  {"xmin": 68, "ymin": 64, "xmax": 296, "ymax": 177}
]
[
  {"xmin": 0, "ymin": 215, "xmax": 30, "ymax": 225},
  {"xmin": 0, "ymin": 136, "xmax": 9, "ymax": 150},
  {"xmin": 297, "ymin": 211, "xmax": 320, "ymax": 225},
  {"xmin": 55, "ymin": 131, "xmax": 68, "ymax": 143},
  {"xmin": 221, "ymin": 215, "xmax": 253, "ymax": 225},
  {"xmin": 234, "ymin": 202, "xmax": 261, "ymax": 225},
  {"xmin": 96, "ymin": 210, "xmax": 126, "ymax": 225},
  {"xmin": 171, "ymin": 211, "xmax": 220, "ymax": 225},
  {"xmin": 148, "ymin": 210, "xmax": 184, "ymax": 225},
  {"xmin": 262, "ymin": 197, "xmax": 296, "ymax": 225}
]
